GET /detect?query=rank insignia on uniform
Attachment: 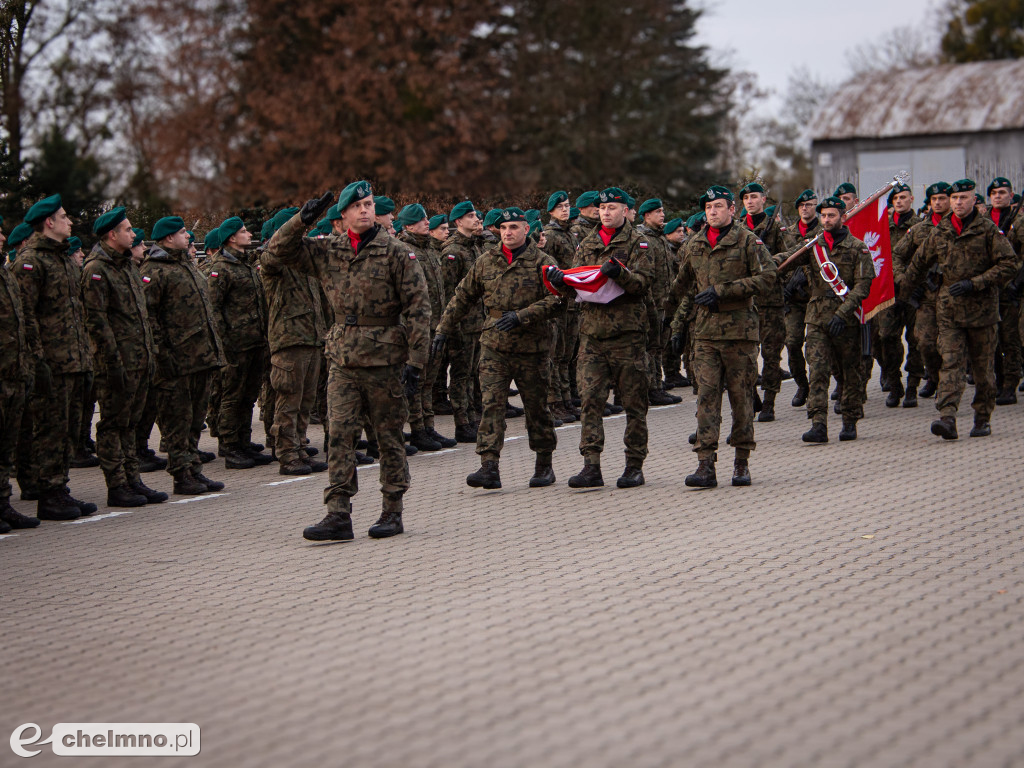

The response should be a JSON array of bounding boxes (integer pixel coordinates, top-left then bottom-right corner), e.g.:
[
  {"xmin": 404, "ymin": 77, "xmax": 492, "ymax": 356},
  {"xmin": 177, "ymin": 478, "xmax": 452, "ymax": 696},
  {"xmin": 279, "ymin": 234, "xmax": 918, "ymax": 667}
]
[
  {"xmin": 142, "ymin": 276, "xmax": 151, "ymax": 283},
  {"xmin": 90, "ymin": 274, "xmax": 102, "ymax": 280},
  {"xmin": 21, "ymin": 264, "xmax": 32, "ymax": 270},
  {"xmin": 210, "ymin": 272, "xmax": 219, "ymax": 277},
  {"xmin": 408, "ymin": 252, "xmax": 416, "ymax": 259}
]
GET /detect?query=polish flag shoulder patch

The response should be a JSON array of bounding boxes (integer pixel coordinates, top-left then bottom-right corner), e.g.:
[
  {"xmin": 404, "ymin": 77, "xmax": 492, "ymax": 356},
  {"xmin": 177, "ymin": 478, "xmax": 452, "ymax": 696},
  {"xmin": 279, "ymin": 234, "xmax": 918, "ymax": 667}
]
[
  {"xmin": 446, "ymin": 254, "xmax": 456, "ymax": 260},
  {"xmin": 90, "ymin": 274, "xmax": 102, "ymax": 281},
  {"xmin": 210, "ymin": 272, "xmax": 219, "ymax": 277},
  {"xmin": 21, "ymin": 263, "xmax": 33, "ymax": 271},
  {"xmin": 142, "ymin": 276, "xmax": 151, "ymax": 283},
  {"xmin": 408, "ymin": 252, "xmax": 416, "ymax": 260},
  {"xmin": 639, "ymin": 241, "xmax": 648, "ymax": 248}
]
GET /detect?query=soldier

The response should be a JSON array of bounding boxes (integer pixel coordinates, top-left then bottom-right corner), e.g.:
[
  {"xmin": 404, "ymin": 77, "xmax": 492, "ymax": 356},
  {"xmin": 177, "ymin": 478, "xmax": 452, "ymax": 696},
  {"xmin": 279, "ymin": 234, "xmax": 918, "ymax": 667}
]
[
  {"xmin": 781, "ymin": 196, "xmax": 875, "ymax": 443},
  {"xmin": 570, "ymin": 191, "xmax": 600, "ymax": 242},
  {"xmin": 374, "ymin": 196, "xmax": 396, "ymax": 235},
  {"xmin": 207, "ymin": 216, "xmax": 272, "ymax": 468},
  {"xmin": 738, "ymin": 182, "xmax": 787, "ymax": 421},
  {"xmin": 141, "ymin": 218, "xmax": 227, "ymax": 495},
  {"xmin": 835, "ymin": 182, "xmax": 859, "ymax": 211},
  {"xmin": 636, "ymin": 198, "xmax": 682, "ymax": 407},
  {"xmin": 668, "ymin": 185, "xmax": 777, "ymax": 487},
  {"xmin": 554, "ymin": 186, "xmax": 652, "ymax": 489},
  {"xmin": 7, "ymin": 223, "xmax": 33, "ymax": 263},
  {"xmin": 482, "ymin": 209, "xmax": 503, "ymax": 241},
  {"xmin": 780, "ymin": 189, "xmax": 821, "ymax": 407},
  {"xmin": 662, "ymin": 217, "xmax": 690, "ymax": 389},
  {"xmin": 266, "ymin": 183, "xmax": 428, "ymax": 541},
  {"xmin": 434, "ymin": 207, "xmax": 564, "ymax": 489},
  {"xmin": 984, "ymin": 177, "xmax": 1023, "ymax": 404},
  {"xmin": 81, "ymin": 209, "xmax": 165, "ymax": 507},
  {"xmin": 542, "ymin": 190, "xmax": 580, "ymax": 421},
  {"xmin": 66, "ymin": 235, "xmax": 101, "ymax": 469},
  {"xmin": 442, "ymin": 200, "xmax": 485, "ymax": 442},
  {"xmin": 13, "ymin": 195, "xmax": 97, "ymax": 520},
  {"xmin": 901, "ymin": 179, "xmax": 1017, "ymax": 439}
]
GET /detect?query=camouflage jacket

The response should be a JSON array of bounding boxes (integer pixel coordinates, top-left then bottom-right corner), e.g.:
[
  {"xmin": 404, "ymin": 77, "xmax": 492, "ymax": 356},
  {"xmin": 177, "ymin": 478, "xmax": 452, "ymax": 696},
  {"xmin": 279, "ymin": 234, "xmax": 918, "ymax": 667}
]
[
  {"xmin": 81, "ymin": 242, "xmax": 156, "ymax": 373},
  {"xmin": 399, "ymin": 231, "xmax": 445, "ymax": 332},
  {"xmin": 0, "ymin": 263, "xmax": 31, "ymax": 381},
  {"xmin": 782, "ymin": 228, "xmax": 874, "ymax": 327},
  {"xmin": 902, "ymin": 213, "xmax": 1017, "ymax": 328},
  {"xmin": 573, "ymin": 221, "xmax": 654, "ymax": 340},
  {"xmin": 739, "ymin": 212, "xmax": 786, "ymax": 307},
  {"xmin": 265, "ymin": 215, "xmax": 430, "ymax": 369},
  {"xmin": 542, "ymin": 219, "xmax": 578, "ymax": 269},
  {"xmin": 635, "ymin": 223, "xmax": 673, "ymax": 310},
  {"xmin": 892, "ymin": 214, "xmax": 942, "ymax": 292},
  {"xmin": 780, "ymin": 217, "xmax": 824, "ymax": 307},
  {"xmin": 206, "ymin": 246, "xmax": 268, "ymax": 355},
  {"xmin": 889, "ymin": 210, "xmax": 921, "ymax": 251},
  {"xmin": 437, "ymin": 241, "xmax": 564, "ymax": 354},
  {"xmin": 13, "ymin": 232, "xmax": 92, "ymax": 374},
  {"xmin": 259, "ymin": 248, "xmax": 326, "ymax": 353},
  {"xmin": 669, "ymin": 223, "xmax": 777, "ymax": 342},
  {"xmin": 441, "ymin": 230, "xmax": 484, "ymax": 334},
  {"xmin": 141, "ymin": 246, "xmax": 226, "ymax": 377},
  {"xmin": 570, "ymin": 215, "xmax": 599, "ymax": 243}
]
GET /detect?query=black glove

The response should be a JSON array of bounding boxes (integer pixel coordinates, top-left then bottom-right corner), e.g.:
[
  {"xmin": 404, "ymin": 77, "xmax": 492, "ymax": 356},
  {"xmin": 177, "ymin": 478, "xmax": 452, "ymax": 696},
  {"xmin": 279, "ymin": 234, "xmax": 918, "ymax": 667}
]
[
  {"xmin": 828, "ymin": 315, "xmax": 847, "ymax": 337},
  {"xmin": 494, "ymin": 311, "xmax": 521, "ymax": 331},
  {"xmin": 430, "ymin": 333, "xmax": 448, "ymax": 360},
  {"xmin": 401, "ymin": 364, "xmax": 421, "ymax": 399},
  {"xmin": 784, "ymin": 270, "xmax": 807, "ymax": 302},
  {"xmin": 694, "ymin": 287, "xmax": 719, "ymax": 310},
  {"xmin": 911, "ymin": 284, "xmax": 926, "ymax": 303},
  {"xmin": 546, "ymin": 266, "xmax": 566, "ymax": 288},
  {"xmin": 949, "ymin": 279, "xmax": 974, "ymax": 297},
  {"xmin": 299, "ymin": 191, "xmax": 335, "ymax": 225},
  {"xmin": 670, "ymin": 333, "xmax": 684, "ymax": 357},
  {"xmin": 34, "ymin": 359, "xmax": 53, "ymax": 395},
  {"xmin": 108, "ymin": 365, "xmax": 127, "ymax": 396},
  {"xmin": 600, "ymin": 258, "xmax": 622, "ymax": 279}
]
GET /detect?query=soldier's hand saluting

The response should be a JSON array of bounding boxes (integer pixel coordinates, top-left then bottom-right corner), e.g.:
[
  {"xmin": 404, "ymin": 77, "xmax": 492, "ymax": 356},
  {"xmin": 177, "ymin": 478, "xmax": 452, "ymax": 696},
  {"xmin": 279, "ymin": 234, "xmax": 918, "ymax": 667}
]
[{"xmin": 299, "ymin": 191, "xmax": 335, "ymax": 225}]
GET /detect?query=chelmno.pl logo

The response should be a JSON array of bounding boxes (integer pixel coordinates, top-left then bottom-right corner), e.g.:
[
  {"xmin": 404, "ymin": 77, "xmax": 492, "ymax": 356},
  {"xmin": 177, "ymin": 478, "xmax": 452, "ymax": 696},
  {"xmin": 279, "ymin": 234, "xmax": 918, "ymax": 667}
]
[{"xmin": 11, "ymin": 723, "xmax": 200, "ymax": 757}]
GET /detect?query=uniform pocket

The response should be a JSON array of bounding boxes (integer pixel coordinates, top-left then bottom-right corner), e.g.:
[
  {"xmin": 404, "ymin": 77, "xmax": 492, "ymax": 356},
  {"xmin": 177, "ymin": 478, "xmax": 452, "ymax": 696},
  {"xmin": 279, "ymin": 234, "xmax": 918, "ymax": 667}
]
[{"xmin": 270, "ymin": 357, "xmax": 297, "ymax": 395}]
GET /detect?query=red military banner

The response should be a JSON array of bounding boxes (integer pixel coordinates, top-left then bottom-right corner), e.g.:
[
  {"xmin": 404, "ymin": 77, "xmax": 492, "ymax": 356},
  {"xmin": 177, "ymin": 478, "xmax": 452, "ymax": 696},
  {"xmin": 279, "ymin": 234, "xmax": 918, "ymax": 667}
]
[{"xmin": 846, "ymin": 196, "xmax": 895, "ymax": 322}]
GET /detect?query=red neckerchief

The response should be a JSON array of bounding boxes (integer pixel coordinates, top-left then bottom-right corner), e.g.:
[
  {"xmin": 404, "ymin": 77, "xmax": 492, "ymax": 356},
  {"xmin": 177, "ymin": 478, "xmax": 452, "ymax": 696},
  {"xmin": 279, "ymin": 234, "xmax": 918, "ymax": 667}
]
[
  {"xmin": 799, "ymin": 220, "xmax": 810, "ymax": 237},
  {"xmin": 990, "ymin": 207, "xmax": 1001, "ymax": 225},
  {"xmin": 707, "ymin": 227, "xmax": 721, "ymax": 248},
  {"xmin": 931, "ymin": 212, "xmax": 942, "ymax": 226},
  {"xmin": 822, "ymin": 231, "xmax": 835, "ymax": 250},
  {"xmin": 892, "ymin": 210, "xmax": 900, "ymax": 227},
  {"xmin": 347, "ymin": 229, "xmax": 362, "ymax": 252},
  {"xmin": 501, "ymin": 244, "xmax": 514, "ymax": 265},
  {"xmin": 598, "ymin": 226, "xmax": 616, "ymax": 246},
  {"xmin": 745, "ymin": 213, "xmax": 755, "ymax": 230},
  {"xmin": 951, "ymin": 214, "xmax": 964, "ymax": 235}
]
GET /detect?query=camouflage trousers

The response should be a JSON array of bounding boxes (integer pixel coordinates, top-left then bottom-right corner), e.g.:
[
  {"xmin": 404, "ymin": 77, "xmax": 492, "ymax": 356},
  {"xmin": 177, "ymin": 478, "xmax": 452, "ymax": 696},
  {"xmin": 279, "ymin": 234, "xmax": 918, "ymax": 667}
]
[
  {"xmin": 647, "ymin": 309, "xmax": 665, "ymax": 391},
  {"xmin": 806, "ymin": 323, "xmax": 866, "ymax": 425},
  {"xmin": 996, "ymin": 295, "xmax": 1022, "ymax": 387},
  {"xmin": 878, "ymin": 302, "xmax": 924, "ymax": 386},
  {"xmin": 758, "ymin": 305, "xmax": 786, "ymax": 394},
  {"xmin": 693, "ymin": 339, "xmax": 758, "ymax": 461},
  {"xmin": 784, "ymin": 302, "xmax": 808, "ymax": 388},
  {"xmin": 206, "ymin": 369, "xmax": 222, "ymax": 438},
  {"xmin": 325, "ymin": 362, "xmax": 409, "ymax": 505},
  {"xmin": 577, "ymin": 332, "xmax": 649, "ymax": 467},
  {"xmin": 217, "ymin": 349, "xmax": 265, "ymax": 450},
  {"xmin": 556, "ymin": 310, "xmax": 580, "ymax": 402},
  {"xmin": 936, "ymin": 319, "xmax": 998, "ymax": 420},
  {"xmin": 259, "ymin": 368, "xmax": 274, "ymax": 449},
  {"xmin": 155, "ymin": 370, "xmax": 212, "ymax": 475},
  {"xmin": 409, "ymin": 334, "xmax": 442, "ymax": 430},
  {"xmin": 269, "ymin": 345, "xmax": 321, "ymax": 464},
  {"xmin": 76, "ymin": 374, "xmax": 95, "ymax": 452},
  {"xmin": 0, "ymin": 378, "xmax": 26, "ymax": 502},
  {"xmin": 477, "ymin": 347, "xmax": 556, "ymax": 461},
  {"xmin": 449, "ymin": 332, "xmax": 481, "ymax": 426},
  {"xmin": 95, "ymin": 366, "xmax": 149, "ymax": 488},
  {"xmin": 135, "ymin": 384, "xmax": 159, "ymax": 456},
  {"xmin": 25, "ymin": 371, "xmax": 85, "ymax": 493},
  {"xmin": 913, "ymin": 297, "xmax": 941, "ymax": 382}
]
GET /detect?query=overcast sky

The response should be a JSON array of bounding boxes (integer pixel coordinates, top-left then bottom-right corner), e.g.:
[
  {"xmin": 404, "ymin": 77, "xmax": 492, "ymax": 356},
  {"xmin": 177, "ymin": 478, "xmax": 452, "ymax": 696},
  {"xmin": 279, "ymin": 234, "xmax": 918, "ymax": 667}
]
[{"xmin": 694, "ymin": 0, "xmax": 943, "ymax": 112}]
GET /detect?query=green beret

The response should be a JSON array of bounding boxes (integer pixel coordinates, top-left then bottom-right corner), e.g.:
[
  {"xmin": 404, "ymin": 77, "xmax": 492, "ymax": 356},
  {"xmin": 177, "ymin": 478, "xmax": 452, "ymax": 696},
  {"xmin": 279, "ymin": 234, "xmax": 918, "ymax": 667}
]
[
  {"xmin": 8, "ymin": 222, "xmax": 32, "ymax": 248},
  {"xmin": 271, "ymin": 207, "xmax": 300, "ymax": 232},
  {"xmin": 393, "ymin": 220, "xmax": 404, "ymax": 234},
  {"xmin": 638, "ymin": 198, "xmax": 663, "ymax": 216},
  {"xmin": 529, "ymin": 220, "xmax": 542, "ymax": 239},
  {"xmin": 699, "ymin": 185, "xmax": 735, "ymax": 207},
  {"xmin": 131, "ymin": 228, "xmax": 145, "ymax": 248},
  {"xmin": 625, "ymin": 194, "xmax": 636, "ymax": 209},
  {"xmin": 499, "ymin": 207, "xmax": 528, "ymax": 224},
  {"xmin": 260, "ymin": 220, "xmax": 274, "ymax": 241},
  {"xmin": 686, "ymin": 212, "xmax": 706, "ymax": 230},
  {"xmin": 428, "ymin": 214, "xmax": 447, "ymax": 231},
  {"xmin": 218, "ymin": 216, "xmax": 244, "ymax": 244},
  {"xmin": 374, "ymin": 196, "xmax": 395, "ymax": 215},
  {"xmin": 950, "ymin": 179, "xmax": 976, "ymax": 193},
  {"xmin": 569, "ymin": 207, "xmax": 580, "ymax": 220},
  {"xmin": 575, "ymin": 191, "xmax": 600, "ymax": 208},
  {"xmin": 546, "ymin": 191, "xmax": 569, "ymax": 212},
  {"xmin": 740, "ymin": 182, "xmax": 766, "ymax": 196},
  {"xmin": 816, "ymin": 196, "xmax": 847, "ymax": 213},
  {"xmin": 794, "ymin": 189, "xmax": 817, "ymax": 206},
  {"xmin": 598, "ymin": 187, "xmax": 629, "ymax": 205},
  {"xmin": 66, "ymin": 236, "xmax": 83, "ymax": 254},
  {"xmin": 24, "ymin": 194, "xmax": 63, "ymax": 226},
  {"xmin": 483, "ymin": 208, "xmax": 503, "ymax": 227},
  {"xmin": 338, "ymin": 180, "xmax": 373, "ymax": 212},
  {"xmin": 765, "ymin": 205, "xmax": 777, "ymax": 219},
  {"xmin": 153, "ymin": 216, "xmax": 187, "ymax": 241},
  {"xmin": 316, "ymin": 219, "xmax": 334, "ymax": 236},
  {"xmin": 664, "ymin": 217, "xmax": 683, "ymax": 235},
  {"xmin": 326, "ymin": 204, "xmax": 342, "ymax": 221},
  {"xmin": 93, "ymin": 207, "xmax": 127, "ymax": 237},
  {"xmin": 988, "ymin": 177, "xmax": 1012, "ymax": 194},
  {"xmin": 834, "ymin": 182, "xmax": 857, "ymax": 197},
  {"xmin": 449, "ymin": 200, "xmax": 476, "ymax": 222},
  {"xmin": 975, "ymin": 192, "xmax": 985, "ymax": 205},
  {"xmin": 204, "ymin": 229, "xmax": 221, "ymax": 251},
  {"xmin": 892, "ymin": 182, "xmax": 911, "ymax": 195},
  {"xmin": 397, "ymin": 203, "xmax": 427, "ymax": 227},
  {"xmin": 187, "ymin": 230, "xmax": 195, "ymax": 244},
  {"xmin": 525, "ymin": 209, "xmax": 541, "ymax": 223}
]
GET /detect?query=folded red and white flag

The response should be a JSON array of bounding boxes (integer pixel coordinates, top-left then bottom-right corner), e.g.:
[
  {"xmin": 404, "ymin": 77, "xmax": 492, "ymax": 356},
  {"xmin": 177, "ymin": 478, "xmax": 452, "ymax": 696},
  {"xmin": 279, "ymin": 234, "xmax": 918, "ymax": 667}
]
[{"xmin": 542, "ymin": 264, "xmax": 625, "ymax": 304}]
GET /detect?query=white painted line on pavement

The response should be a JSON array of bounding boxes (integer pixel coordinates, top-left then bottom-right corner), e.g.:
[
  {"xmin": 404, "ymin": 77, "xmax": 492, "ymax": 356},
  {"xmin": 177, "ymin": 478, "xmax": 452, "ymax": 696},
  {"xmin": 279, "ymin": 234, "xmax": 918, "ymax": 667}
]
[
  {"xmin": 0, "ymin": 534, "xmax": 19, "ymax": 540},
  {"xmin": 265, "ymin": 476, "xmax": 316, "ymax": 486},
  {"xmin": 168, "ymin": 493, "xmax": 230, "ymax": 505},
  {"xmin": 65, "ymin": 510, "xmax": 135, "ymax": 525},
  {"xmin": 419, "ymin": 448, "xmax": 459, "ymax": 457}
]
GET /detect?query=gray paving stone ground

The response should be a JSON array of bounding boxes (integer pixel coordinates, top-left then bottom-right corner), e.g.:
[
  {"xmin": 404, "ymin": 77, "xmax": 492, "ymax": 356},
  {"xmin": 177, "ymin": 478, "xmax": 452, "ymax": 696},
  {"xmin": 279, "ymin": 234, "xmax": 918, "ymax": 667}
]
[{"xmin": 3, "ymin": 372, "xmax": 1024, "ymax": 768}]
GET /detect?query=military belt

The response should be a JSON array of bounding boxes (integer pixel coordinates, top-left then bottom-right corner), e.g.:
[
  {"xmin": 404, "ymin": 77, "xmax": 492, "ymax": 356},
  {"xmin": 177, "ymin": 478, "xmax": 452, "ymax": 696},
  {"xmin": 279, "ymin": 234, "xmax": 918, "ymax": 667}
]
[
  {"xmin": 716, "ymin": 297, "xmax": 754, "ymax": 312},
  {"xmin": 343, "ymin": 314, "xmax": 400, "ymax": 327}
]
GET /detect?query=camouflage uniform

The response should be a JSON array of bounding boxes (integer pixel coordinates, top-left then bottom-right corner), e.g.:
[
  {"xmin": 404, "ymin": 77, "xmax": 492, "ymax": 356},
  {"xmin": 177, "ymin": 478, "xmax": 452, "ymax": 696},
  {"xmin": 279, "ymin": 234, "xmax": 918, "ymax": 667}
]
[
  {"xmin": 437, "ymin": 240, "xmax": 564, "ymax": 462},
  {"xmin": 662, "ymin": 239, "xmax": 688, "ymax": 383},
  {"xmin": 264, "ymin": 215, "xmax": 429, "ymax": 519},
  {"xmin": 81, "ymin": 242, "xmax": 156, "ymax": 489},
  {"xmin": 207, "ymin": 246, "xmax": 268, "ymax": 453},
  {"xmin": 781, "ymin": 218, "xmax": 822, "ymax": 392},
  {"xmin": 0, "ymin": 262, "xmax": 31, "ymax": 504},
  {"xmin": 902, "ymin": 213, "xmax": 1017, "ymax": 422},
  {"xmin": 636, "ymin": 222, "xmax": 672, "ymax": 393},
  {"xmin": 670, "ymin": 224, "xmax": 777, "ymax": 459},
  {"xmin": 893, "ymin": 213, "xmax": 944, "ymax": 383},
  {"xmin": 878, "ymin": 210, "xmax": 924, "ymax": 392},
  {"xmin": 573, "ymin": 222, "xmax": 653, "ymax": 469},
  {"xmin": 739, "ymin": 212, "xmax": 787, "ymax": 396},
  {"xmin": 992, "ymin": 206, "xmax": 1023, "ymax": 391},
  {"xmin": 13, "ymin": 233, "xmax": 93, "ymax": 495},
  {"xmin": 442, "ymin": 230, "xmax": 484, "ymax": 427},
  {"xmin": 198, "ymin": 256, "xmax": 222, "ymax": 437},
  {"xmin": 542, "ymin": 218, "xmax": 579, "ymax": 404},
  {"xmin": 399, "ymin": 230, "xmax": 446, "ymax": 433},
  {"xmin": 571, "ymin": 214, "xmax": 599, "ymax": 244},
  {"xmin": 141, "ymin": 246, "xmax": 226, "ymax": 476},
  {"xmin": 783, "ymin": 230, "xmax": 875, "ymax": 426}
]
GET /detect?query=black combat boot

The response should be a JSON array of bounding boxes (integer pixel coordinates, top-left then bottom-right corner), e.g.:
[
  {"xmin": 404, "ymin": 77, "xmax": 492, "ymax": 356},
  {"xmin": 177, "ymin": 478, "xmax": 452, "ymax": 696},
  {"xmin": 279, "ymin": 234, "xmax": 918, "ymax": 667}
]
[
  {"xmin": 409, "ymin": 429, "xmax": 442, "ymax": 452},
  {"xmin": 303, "ymin": 498, "xmax": 354, "ymax": 542},
  {"xmin": 996, "ymin": 386, "xmax": 1018, "ymax": 405},
  {"xmin": 616, "ymin": 466, "xmax": 645, "ymax": 488},
  {"xmin": 688, "ymin": 432, "xmax": 697, "ymax": 445},
  {"xmin": 369, "ymin": 493, "xmax": 404, "ymax": 539},
  {"xmin": 454, "ymin": 423, "xmax": 477, "ymax": 443},
  {"xmin": 930, "ymin": 416, "xmax": 958, "ymax": 440},
  {"xmin": 903, "ymin": 383, "xmax": 918, "ymax": 408},
  {"xmin": 885, "ymin": 378, "xmax": 904, "ymax": 408},
  {"xmin": 0, "ymin": 501, "xmax": 40, "ymax": 528},
  {"xmin": 355, "ymin": 451, "xmax": 374, "ymax": 465},
  {"xmin": 0, "ymin": 517, "xmax": 9, "ymax": 534},
  {"xmin": 685, "ymin": 459, "xmax": 717, "ymax": 488},
  {"xmin": 304, "ymin": 445, "xmax": 319, "ymax": 457},
  {"xmin": 304, "ymin": 457, "xmax": 328, "ymax": 472},
  {"xmin": 405, "ymin": 444, "xmax": 418, "ymax": 456},
  {"xmin": 222, "ymin": 448, "xmax": 256, "ymax": 469},
  {"xmin": 606, "ymin": 402, "xmax": 624, "ymax": 415},
  {"xmin": 244, "ymin": 446, "xmax": 275, "ymax": 465},
  {"xmin": 173, "ymin": 469, "xmax": 208, "ymax": 495},
  {"xmin": 506, "ymin": 403, "xmax": 525, "ymax": 418},
  {"xmin": 758, "ymin": 392, "xmax": 776, "ymax": 422},
  {"xmin": 839, "ymin": 418, "xmax": 858, "ymax": 441},
  {"xmin": 969, "ymin": 417, "xmax": 991, "ymax": 437},
  {"xmin": 70, "ymin": 448, "xmax": 100, "ymax": 468},
  {"xmin": 37, "ymin": 490, "xmax": 81, "ymax": 521},
  {"xmin": 130, "ymin": 480, "xmax": 168, "ymax": 503},
  {"xmin": 61, "ymin": 489, "xmax": 97, "ymax": 516},
  {"xmin": 279, "ymin": 459, "xmax": 312, "ymax": 476},
  {"xmin": 568, "ymin": 463, "xmax": 604, "ymax": 488},
  {"xmin": 663, "ymin": 371, "xmax": 688, "ymax": 390},
  {"xmin": 467, "ymin": 460, "xmax": 502, "ymax": 489},
  {"xmin": 198, "ymin": 450, "xmax": 216, "ymax": 464},
  {"xmin": 791, "ymin": 384, "xmax": 809, "ymax": 407},
  {"xmin": 529, "ymin": 453, "xmax": 556, "ymax": 488},
  {"xmin": 732, "ymin": 458, "xmax": 751, "ymax": 487},
  {"xmin": 107, "ymin": 484, "xmax": 149, "ymax": 508},
  {"xmin": 831, "ymin": 383, "xmax": 842, "ymax": 401},
  {"xmin": 648, "ymin": 389, "xmax": 676, "ymax": 406},
  {"xmin": 919, "ymin": 378, "xmax": 937, "ymax": 398},
  {"xmin": 427, "ymin": 427, "xmax": 457, "ymax": 448},
  {"xmin": 191, "ymin": 468, "xmax": 224, "ymax": 491},
  {"xmin": 802, "ymin": 422, "xmax": 828, "ymax": 443},
  {"xmin": 139, "ymin": 450, "xmax": 167, "ymax": 473}
]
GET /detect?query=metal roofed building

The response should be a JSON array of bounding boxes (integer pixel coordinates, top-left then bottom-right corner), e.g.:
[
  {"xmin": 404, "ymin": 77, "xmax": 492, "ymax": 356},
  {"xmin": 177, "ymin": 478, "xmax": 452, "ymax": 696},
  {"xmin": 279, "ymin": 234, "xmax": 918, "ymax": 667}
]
[{"xmin": 809, "ymin": 59, "xmax": 1024, "ymax": 201}]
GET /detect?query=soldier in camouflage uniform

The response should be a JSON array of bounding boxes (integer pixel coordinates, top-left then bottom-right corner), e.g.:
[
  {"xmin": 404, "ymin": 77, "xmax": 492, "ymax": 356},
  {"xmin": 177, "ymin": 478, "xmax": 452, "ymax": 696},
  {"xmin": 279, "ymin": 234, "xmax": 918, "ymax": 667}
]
[
  {"xmin": 780, "ymin": 189, "xmax": 820, "ymax": 407},
  {"xmin": 781, "ymin": 196, "xmax": 875, "ymax": 443},
  {"xmin": 554, "ymin": 187, "xmax": 653, "ymax": 489},
  {"xmin": 669, "ymin": 185, "xmax": 777, "ymax": 487},
  {"xmin": 199, "ymin": 229, "xmax": 223, "ymax": 440},
  {"xmin": 901, "ymin": 179, "xmax": 1017, "ymax": 439},
  {"xmin": 142, "ymin": 220, "xmax": 227, "ymax": 496},
  {"xmin": 81, "ymin": 209, "xmax": 165, "ymax": 507},
  {"xmin": 13, "ymin": 195, "xmax": 97, "ymax": 520},
  {"xmin": 570, "ymin": 191, "xmax": 600, "ymax": 243},
  {"xmin": 662, "ymin": 217, "xmax": 689, "ymax": 389},
  {"xmin": 984, "ymin": 177, "xmax": 1024, "ymax": 405},
  {"xmin": 637, "ymin": 198, "xmax": 682, "ymax": 407},
  {"xmin": 266, "ymin": 182, "xmax": 430, "ymax": 541},
  {"xmin": 542, "ymin": 191, "xmax": 580, "ymax": 420},
  {"xmin": 435, "ymin": 207, "xmax": 565, "ymax": 489}
]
